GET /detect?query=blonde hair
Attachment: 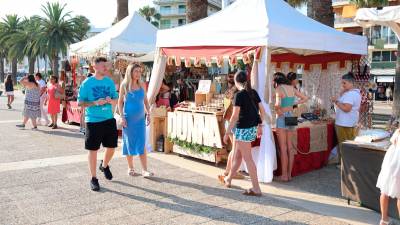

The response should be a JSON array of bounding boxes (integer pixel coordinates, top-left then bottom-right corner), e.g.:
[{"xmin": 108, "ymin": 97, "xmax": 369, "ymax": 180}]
[{"xmin": 121, "ymin": 63, "xmax": 142, "ymax": 97}]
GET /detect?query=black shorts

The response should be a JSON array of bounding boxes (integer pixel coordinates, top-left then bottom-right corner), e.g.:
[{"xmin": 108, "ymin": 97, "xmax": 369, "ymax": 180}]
[{"xmin": 85, "ymin": 118, "xmax": 118, "ymax": 151}]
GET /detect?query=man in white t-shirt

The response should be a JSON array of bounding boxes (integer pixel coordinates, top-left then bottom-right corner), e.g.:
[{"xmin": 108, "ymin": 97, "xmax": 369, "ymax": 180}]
[
  {"xmin": 331, "ymin": 72, "xmax": 361, "ymax": 164},
  {"xmin": 35, "ymin": 73, "xmax": 50, "ymax": 125}
]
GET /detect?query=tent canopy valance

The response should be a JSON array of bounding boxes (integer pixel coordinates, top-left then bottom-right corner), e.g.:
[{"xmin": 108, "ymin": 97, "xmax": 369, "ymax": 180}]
[
  {"xmin": 355, "ymin": 5, "xmax": 400, "ymax": 41},
  {"xmin": 69, "ymin": 13, "xmax": 157, "ymax": 57}
]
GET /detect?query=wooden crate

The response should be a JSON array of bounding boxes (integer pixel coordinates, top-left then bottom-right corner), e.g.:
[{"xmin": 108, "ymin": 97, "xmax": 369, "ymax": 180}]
[{"xmin": 150, "ymin": 115, "xmax": 172, "ymax": 153}]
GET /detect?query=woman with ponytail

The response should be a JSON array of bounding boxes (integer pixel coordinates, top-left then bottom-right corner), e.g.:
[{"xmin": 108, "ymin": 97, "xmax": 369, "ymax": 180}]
[{"xmin": 219, "ymin": 70, "xmax": 266, "ymax": 196}]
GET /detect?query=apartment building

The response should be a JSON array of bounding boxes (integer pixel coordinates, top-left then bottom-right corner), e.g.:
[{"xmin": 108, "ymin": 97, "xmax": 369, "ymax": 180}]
[
  {"xmin": 333, "ymin": 0, "xmax": 400, "ymax": 99},
  {"xmin": 153, "ymin": 0, "xmax": 223, "ymax": 29}
]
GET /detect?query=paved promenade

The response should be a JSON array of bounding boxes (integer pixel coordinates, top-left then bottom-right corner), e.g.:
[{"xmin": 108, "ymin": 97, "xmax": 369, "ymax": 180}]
[{"xmin": 0, "ymin": 92, "xmax": 390, "ymax": 225}]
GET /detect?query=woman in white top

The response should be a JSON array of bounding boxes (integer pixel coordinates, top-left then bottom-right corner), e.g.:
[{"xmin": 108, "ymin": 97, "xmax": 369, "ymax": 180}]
[{"xmin": 330, "ymin": 72, "xmax": 361, "ymax": 163}]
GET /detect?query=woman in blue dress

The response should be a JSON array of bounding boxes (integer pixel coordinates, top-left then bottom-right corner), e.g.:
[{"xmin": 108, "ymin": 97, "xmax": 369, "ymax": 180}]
[{"xmin": 118, "ymin": 63, "xmax": 153, "ymax": 177}]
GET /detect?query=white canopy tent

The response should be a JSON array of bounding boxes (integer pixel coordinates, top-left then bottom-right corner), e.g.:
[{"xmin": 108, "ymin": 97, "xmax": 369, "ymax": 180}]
[
  {"xmin": 69, "ymin": 12, "xmax": 157, "ymax": 57},
  {"xmin": 355, "ymin": 5, "xmax": 400, "ymax": 40},
  {"xmin": 148, "ymin": 0, "xmax": 368, "ymax": 183}
]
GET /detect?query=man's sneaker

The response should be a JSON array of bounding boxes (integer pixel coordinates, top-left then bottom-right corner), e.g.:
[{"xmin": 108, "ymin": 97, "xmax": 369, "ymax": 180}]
[
  {"xmin": 31, "ymin": 127, "xmax": 38, "ymax": 131},
  {"xmin": 16, "ymin": 124, "xmax": 25, "ymax": 129},
  {"xmin": 90, "ymin": 177, "xmax": 100, "ymax": 191},
  {"xmin": 99, "ymin": 160, "xmax": 113, "ymax": 180}
]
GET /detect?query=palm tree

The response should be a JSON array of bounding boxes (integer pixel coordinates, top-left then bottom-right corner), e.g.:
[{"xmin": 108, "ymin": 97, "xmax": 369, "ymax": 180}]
[
  {"xmin": 0, "ymin": 24, "xmax": 7, "ymax": 82},
  {"xmin": 285, "ymin": 0, "xmax": 334, "ymax": 27},
  {"xmin": 39, "ymin": 2, "xmax": 90, "ymax": 76},
  {"xmin": 6, "ymin": 16, "xmax": 42, "ymax": 74},
  {"xmin": 0, "ymin": 15, "xmax": 23, "ymax": 80},
  {"xmin": 72, "ymin": 15, "xmax": 91, "ymax": 41},
  {"xmin": 117, "ymin": 0, "xmax": 129, "ymax": 22},
  {"xmin": 187, "ymin": 0, "xmax": 208, "ymax": 23},
  {"xmin": 350, "ymin": 0, "xmax": 388, "ymax": 7},
  {"xmin": 138, "ymin": 6, "xmax": 161, "ymax": 27}
]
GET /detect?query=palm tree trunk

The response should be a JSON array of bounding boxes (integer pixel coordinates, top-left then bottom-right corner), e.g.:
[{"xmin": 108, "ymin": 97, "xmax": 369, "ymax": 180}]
[
  {"xmin": 11, "ymin": 58, "xmax": 17, "ymax": 81},
  {"xmin": 51, "ymin": 53, "xmax": 59, "ymax": 77},
  {"xmin": 0, "ymin": 56, "xmax": 4, "ymax": 82},
  {"xmin": 392, "ymin": 41, "xmax": 400, "ymax": 118},
  {"xmin": 187, "ymin": 0, "xmax": 208, "ymax": 23},
  {"xmin": 44, "ymin": 56, "xmax": 48, "ymax": 75},
  {"xmin": 117, "ymin": 0, "xmax": 129, "ymax": 22},
  {"xmin": 307, "ymin": 0, "xmax": 334, "ymax": 27},
  {"xmin": 29, "ymin": 57, "xmax": 35, "ymax": 75},
  {"xmin": 36, "ymin": 57, "xmax": 40, "ymax": 73}
]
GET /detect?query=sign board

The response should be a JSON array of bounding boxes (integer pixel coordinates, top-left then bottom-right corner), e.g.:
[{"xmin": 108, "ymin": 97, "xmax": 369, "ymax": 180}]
[
  {"xmin": 168, "ymin": 111, "xmax": 222, "ymax": 148},
  {"xmin": 196, "ymin": 80, "xmax": 212, "ymax": 94}
]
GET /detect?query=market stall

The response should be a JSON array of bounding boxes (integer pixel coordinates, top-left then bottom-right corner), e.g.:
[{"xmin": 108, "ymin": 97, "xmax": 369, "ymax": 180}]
[
  {"xmin": 67, "ymin": 12, "xmax": 157, "ymax": 125},
  {"xmin": 147, "ymin": 0, "xmax": 367, "ymax": 182},
  {"xmin": 341, "ymin": 140, "xmax": 399, "ymax": 219}
]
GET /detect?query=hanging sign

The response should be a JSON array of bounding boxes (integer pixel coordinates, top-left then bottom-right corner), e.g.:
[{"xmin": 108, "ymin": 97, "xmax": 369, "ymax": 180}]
[
  {"xmin": 168, "ymin": 111, "xmax": 222, "ymax": 148},
  {"xmin": 197, "ymin": 80, "xmax": 212, "ymax": 94}
]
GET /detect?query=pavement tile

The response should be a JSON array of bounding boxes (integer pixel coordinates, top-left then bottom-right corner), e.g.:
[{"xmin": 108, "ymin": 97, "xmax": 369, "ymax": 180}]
[{"xmin": 271, "ymin": 210, "xmax": 322, "ymax": 223}]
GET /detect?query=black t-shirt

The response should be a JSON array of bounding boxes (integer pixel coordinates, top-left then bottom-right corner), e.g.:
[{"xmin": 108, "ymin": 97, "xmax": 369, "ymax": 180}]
[
  {"xmin": 233, "ymin": 89, "xmax": 261, "ymax": 128},
  {"xmin": 5, "ymin": 81, "xmax": 13, "ymax": 92}
]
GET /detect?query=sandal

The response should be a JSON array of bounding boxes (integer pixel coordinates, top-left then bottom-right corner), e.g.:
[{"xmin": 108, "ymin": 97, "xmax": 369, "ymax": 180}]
[
  {"xmin": 127, "ymin": 169, "xmax": 139, "ymax": 177},
  {"xmin": 380, "ymin": 220, "xmax": 389, "ymax": 225},
  {"xmin": 217, "ymin": 175, "xmax": 231, "ymax": 188},
  {"xmin": 142, "ymin": 171, "xmax": 154, "ymax": 178},
  {"xmin": 243, "ymin": 189, "xmax": 262, "ymax": 197}
]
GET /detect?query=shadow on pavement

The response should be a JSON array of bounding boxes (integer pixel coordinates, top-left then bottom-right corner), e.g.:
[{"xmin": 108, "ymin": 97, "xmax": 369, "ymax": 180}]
[
  {"xmin": 38, "ymin": 129, "xmax": 83, "ymax": 139},
  {"xmin": 105, "ymin": 180, "xmax": 309, "ymax": 225}
]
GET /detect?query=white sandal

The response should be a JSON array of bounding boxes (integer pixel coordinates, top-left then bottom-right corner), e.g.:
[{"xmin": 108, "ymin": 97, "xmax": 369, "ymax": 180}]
[
  {"xmin": 127, "ymin": 169, "xmax": 138, "ymax": 177},
  {"xmin": 380, "ymin": 219, "xmax": 390, "ymax": 225},
  {"xmin": 142, "ymin": 171, "xmax": 154, "ymax": 178}
]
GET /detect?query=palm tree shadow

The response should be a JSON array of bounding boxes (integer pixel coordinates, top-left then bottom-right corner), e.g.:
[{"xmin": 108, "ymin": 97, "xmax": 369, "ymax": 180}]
[{"xmin": 105, "ymin": 181, "xmax": 307, "ymax": 225}]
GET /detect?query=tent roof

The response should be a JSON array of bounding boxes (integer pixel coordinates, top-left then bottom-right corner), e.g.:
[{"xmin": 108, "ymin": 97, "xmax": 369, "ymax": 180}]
[
  {"xmin": 355, "ymin": 5, "xmax": 400, "ymax": 40},
  {"xmin": 156, "ymin": 0, "xmax": 367, "ymax": 55},
  {"xmin": 70, "ymin": 13, "xmax": 157, "ymax": 56}
]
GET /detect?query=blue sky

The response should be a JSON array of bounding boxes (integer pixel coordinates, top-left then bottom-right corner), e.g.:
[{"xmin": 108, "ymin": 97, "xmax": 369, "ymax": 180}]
[{"xmin": 0, "ymin": 0, "xmax": 306, "ymax": 28}]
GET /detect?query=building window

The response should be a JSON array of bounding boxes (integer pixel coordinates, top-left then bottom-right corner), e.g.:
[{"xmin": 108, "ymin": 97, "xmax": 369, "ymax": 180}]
[
  {"xmin": 160, "ymin": 19, "xmax": 171, "ymax": 29},
  {"xmin": 160, "ymin": 6, "xmax": 171, "ymax": 14},
  {"xmin": 372, "ymin": 51, "xmax": 382, "ymax": 62},
  {"xmin": 178, "ymin": 5, "xmax": 186, "ymax": 14},
  {"xmin": 382, "ymin": 51, "xmax": 390, "ymax": 62},
  {"xmin": 391, "ymin": 51, "xmax": 397, "ymax": 62},
  {"xmin": 178, "ymin": 19, "xmax": 186, "ymax": 26},
  {"xmin": 369, "ymin": 25, "xmax": 398, "ymax": 46}
]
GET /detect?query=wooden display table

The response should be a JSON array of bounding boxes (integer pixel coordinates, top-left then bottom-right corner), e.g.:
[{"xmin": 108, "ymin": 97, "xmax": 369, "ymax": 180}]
[{"xmin": 167, "ymin": 107, "xmax": 227, "ymax": 164}]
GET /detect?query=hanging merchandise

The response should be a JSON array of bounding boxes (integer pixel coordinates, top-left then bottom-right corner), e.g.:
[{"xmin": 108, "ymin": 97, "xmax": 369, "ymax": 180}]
[
  {"xmin": 185, "ymin": 58, "xmax": 192, "ymax": 67},
  {"xmin": 216, "ymin": 56, "xmax": 224, "ymax": 68},
  {"xmin": 194, "ymin": 57, "xmax": 202, "ymax": 67},
  {"xmin": 175, "ymin": 57, "xmax": 181, "ymax": 67}
]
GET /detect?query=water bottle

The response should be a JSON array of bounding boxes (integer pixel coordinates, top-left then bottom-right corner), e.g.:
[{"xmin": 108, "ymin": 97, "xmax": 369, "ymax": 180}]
[{"xmin": 156, "ymin": 135, "xmax": 164, "ymax": 152}]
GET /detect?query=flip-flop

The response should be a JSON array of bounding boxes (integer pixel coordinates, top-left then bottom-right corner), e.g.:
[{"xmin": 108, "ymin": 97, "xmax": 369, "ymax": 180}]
[
  {"xmin": 243, "ymin": 189, "xmax": 262, "ymax": 197},
  {"xmin": 217, "ymin": 175, "xmax": 231, "ymax": 188}
]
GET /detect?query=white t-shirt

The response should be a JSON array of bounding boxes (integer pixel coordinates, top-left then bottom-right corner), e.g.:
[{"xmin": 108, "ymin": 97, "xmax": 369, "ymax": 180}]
[
  {"xmin": 335, "ymin": 89, "xmax": 361, "ymax": 127},
  {"xmin": 38, "ymin": 79, "xmax": 46, "ymax": 89}
]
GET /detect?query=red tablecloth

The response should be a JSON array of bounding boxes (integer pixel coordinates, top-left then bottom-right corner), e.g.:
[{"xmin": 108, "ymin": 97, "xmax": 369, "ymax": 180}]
[
  {"xmin": 66, "ymin": 101, "xmax": 82, "ymax": 124},
  {"xmin": 274, "ymin": 122, "xmax": 337, "ymax": 177}
]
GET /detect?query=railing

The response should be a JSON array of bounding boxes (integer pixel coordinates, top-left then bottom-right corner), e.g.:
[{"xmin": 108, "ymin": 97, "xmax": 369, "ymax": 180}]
[
  {"xmin": 160, "ymin": 9, "xmax": 186, "ymax": 16},
  {"xmin": 332, "ymin": 0, "xmax": 350, "ymax": 5},
  {"xmin": 153, "ymin": 0, "xmax": 185, "ymax": 4},
  {"xmin": 335, "ymin": 16, "xmax": 355, "ymax": 24}
]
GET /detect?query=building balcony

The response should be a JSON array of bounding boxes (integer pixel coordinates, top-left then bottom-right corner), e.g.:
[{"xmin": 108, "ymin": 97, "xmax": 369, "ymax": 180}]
[
  {"xmin": 334, "ymin": 16, "xmax": 359, "ymax": 28},
  {"xmin": 332, "ymin": 0, "xmax": 350, "ymax": 7},
  {"xmin": 153, "ymin": 0, "xmax": 186, "ymax": 5},
  {"xmin": 160, "ymin": 9, "xmax": 186, "ymax": 17}
]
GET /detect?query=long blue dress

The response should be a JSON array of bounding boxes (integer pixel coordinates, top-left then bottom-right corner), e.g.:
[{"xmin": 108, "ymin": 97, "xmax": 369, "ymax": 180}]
[{"xmin": 122, "ymin": 88, "xmax": 146, "ymax": 156}]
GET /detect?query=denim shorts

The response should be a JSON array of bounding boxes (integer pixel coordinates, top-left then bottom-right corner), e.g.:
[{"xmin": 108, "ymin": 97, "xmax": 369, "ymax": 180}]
[
  {"xmin": 276, "ymin": 111, "xmax": 296, "ymax": 130},
  {"xmin": 234, "ymin": 126, "xmax": 257, "ymax": 142}
]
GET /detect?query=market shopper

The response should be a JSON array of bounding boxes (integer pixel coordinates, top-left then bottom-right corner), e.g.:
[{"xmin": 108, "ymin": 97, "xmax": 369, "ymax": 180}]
[
  {"xmin": 274, "ymin": 72, "xmax": 308, "ymax": 182},
  {"xmin": 78, "ymin": 57, "xmax": 119, "ymax": 191},
  {"xmin": 4, "ymin": 75, "xmax": 14, "ymax": 109},
  {"xmin": 156, "ymin": 79, "xmax": 171, "ymax": 108},
  {"xmin": 221, "ymin": 73, "xmax": 245, "ymax": 180},
  {"xmin": 16, "ymin": 75, "xmax": 41, "ymax": 130},
  {"xmin": 47, "ymin": 75, "xmax": 63, "ymax": 129},
  {"xmin": 330, "ymin": 72, "xmax": 361, "ymax": 165},
  {"xmin": 220, "ymin": 70, "xmax": 265, "ymax": 196},
  {"xmin": 118, "ymin": 63, "xmax": 153, "ymax": 177},
  {"xmin": 376, "ymin": 128, "xmax": 400, "ymax": 225},
  {"xmin": 35, "ymin": 73, "xmax": 50, "ymax": 126}
]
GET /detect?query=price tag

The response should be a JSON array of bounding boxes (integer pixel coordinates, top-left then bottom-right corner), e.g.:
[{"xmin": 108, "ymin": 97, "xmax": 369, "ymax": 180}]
[{"xmin": 196, "ymin": 80, "xmax": 212, "ymax": 94}]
